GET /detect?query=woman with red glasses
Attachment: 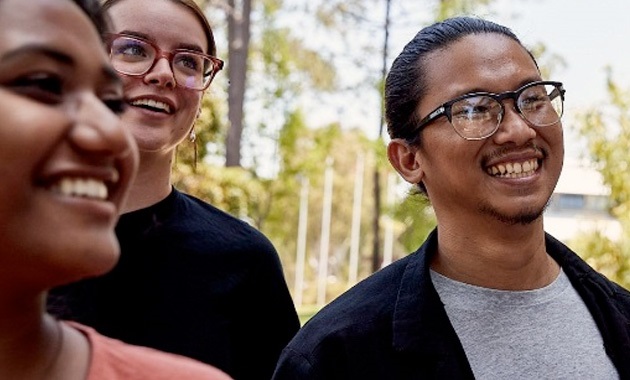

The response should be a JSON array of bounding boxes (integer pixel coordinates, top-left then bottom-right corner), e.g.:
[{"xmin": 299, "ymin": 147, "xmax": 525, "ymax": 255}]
[{"xmin": 48, "ymin": 1, "xmax": 300, "ymax": 379}]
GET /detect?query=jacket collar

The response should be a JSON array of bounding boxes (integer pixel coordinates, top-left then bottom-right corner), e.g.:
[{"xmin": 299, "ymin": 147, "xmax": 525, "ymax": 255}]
[{"xmin": 392, "ymin": 228, "xmax": 463, "ymax": 353}]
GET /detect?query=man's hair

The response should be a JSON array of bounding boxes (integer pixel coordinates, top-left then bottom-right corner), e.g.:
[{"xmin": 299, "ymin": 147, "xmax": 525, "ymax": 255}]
[{"xmin": 384, "ymin": 16, "xmax": 536, "ymax": 143}]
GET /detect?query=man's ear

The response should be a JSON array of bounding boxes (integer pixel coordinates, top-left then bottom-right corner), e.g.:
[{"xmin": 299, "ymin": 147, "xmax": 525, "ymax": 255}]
[{"xmin": 387, "ymin": 139, "xmax": 424, "ymax": 185}]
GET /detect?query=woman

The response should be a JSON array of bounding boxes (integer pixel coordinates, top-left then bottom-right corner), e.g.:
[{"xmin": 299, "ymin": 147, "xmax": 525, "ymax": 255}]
[
  {"xmin": 48, "ymin": 1, "xmax": 300, "ymax": 379},
  {"xmin": 0, "ymin": 0, "xmax": 231, "ymax": 378}
]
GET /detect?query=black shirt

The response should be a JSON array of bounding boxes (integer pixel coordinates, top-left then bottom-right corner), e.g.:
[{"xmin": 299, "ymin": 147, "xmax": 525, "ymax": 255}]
[{"xmin": 50, "ymin": 188, "xmax": 300, "ymax": 380}]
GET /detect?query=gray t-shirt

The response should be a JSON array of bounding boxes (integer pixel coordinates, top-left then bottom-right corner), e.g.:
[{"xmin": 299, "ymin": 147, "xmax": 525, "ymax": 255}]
[{"xmin": 431, "ymin": 268, "xmax": 618, "ymax": 379}]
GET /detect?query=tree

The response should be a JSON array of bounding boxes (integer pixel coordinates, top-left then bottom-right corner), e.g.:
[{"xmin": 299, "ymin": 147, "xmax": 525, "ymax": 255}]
[
  {"xmin": 178, "ymin": 0, "xmax": 571, "ymax": 307},
  {"xmin": 225, "ymin": 0, "xmax": 252, "ymax": 167},
  {"xmin": 575, "ymin": 69, "xmax": 630, "ymax": 288}
]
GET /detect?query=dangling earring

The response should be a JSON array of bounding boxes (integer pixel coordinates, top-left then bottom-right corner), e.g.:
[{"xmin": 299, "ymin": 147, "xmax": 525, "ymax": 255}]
[
  {"xmin": 189, "ymin": 128, "xmax": 197, "ymax": 171},
  {"xmin": 190, "ymin": 107, "xmax": 201, "ymax": 171}
]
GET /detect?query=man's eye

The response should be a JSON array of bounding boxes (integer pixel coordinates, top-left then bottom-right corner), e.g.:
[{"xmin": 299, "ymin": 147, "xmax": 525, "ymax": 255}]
[{"xmin": 8, "ymin": 73, "xmax": 63, "ymax": 104}]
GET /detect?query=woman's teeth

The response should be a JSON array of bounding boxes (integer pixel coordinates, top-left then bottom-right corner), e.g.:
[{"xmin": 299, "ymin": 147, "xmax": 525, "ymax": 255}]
[
  {"xmin": 130, "ymin": 99, "xmax": 171, "ymax": 113},
  {"xmin": 50, "ymin": 177, "xmax": 108, "ymax": 200}
]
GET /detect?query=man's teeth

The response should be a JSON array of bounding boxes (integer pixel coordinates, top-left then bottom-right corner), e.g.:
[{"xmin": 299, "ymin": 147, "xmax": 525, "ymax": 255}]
[
  {"xmin": 487, "ymin": 159, "xmax": 539, "ymax": 178},
  {"xmin": 51, "ymin": 178, "xmax": 108, "ymax": 200},
  {"xmin": 130, "ymin": 99, "xmax": 171, "ymax": 113}
]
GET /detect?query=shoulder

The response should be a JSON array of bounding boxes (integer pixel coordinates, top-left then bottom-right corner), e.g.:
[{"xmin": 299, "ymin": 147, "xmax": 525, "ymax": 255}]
[
  {"xmin": 284, "ymin": 255, "xmax": 413, "ymax": 355},
  {"xmin": 546, "ymin": 233, "xmax": 630, "ymax": 313},
  {"xmin": 73, "ymin": 323, "xmax": 232, "ymax": 380},
  {"xmin": 167, "ymin": 190, "xmax": 279, "ymax": 254},
  {"xmin": 177, "ymin": 191, "xmax": 270, "ymax": 236},
  {"xmin": 274, "ymin": 256, "xmax": 418, "ymax": 380}
]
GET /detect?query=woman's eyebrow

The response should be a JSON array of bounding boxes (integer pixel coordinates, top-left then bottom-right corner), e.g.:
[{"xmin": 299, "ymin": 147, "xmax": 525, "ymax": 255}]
[
  {"xmin": 1, "ymin": 44, "xmax": 74, "ymax": 66},
  {"xmin": 116, "ymin": 30, "xmax": 204, "ymax": 53}
]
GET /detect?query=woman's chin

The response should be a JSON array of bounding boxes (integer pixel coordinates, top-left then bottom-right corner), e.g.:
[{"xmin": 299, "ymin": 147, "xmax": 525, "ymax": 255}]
[{"xmin": 56, "ymin": 240, "xmax": 121, "ymax": 285}]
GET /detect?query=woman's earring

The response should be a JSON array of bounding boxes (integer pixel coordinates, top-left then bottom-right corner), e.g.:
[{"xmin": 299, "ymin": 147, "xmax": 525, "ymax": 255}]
[
  {"xmin": 189, "ymin": 128, "xmax": 198, "ymax": 171},
  {"xmin": 190, "ymin": 107, "xmax": 201, "ymax": 171}
]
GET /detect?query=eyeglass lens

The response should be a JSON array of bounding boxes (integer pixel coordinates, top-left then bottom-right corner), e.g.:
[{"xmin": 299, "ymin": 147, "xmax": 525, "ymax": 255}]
[
  {"xmin": 110, "ymin": 36, "xmax": 212, "ymax": 90},
  {"xmin": 451, "ymin": 83, "xmax": 563, "ymax": 139}
]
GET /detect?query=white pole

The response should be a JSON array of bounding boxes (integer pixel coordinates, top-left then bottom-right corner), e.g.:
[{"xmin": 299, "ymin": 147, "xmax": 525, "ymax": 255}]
[
  {"xmin": 348, "ymin": 153, "xmax": 365, "ymax": 286},
  {"xmin": 382, "ymin": 172, "xmax": 396, "ymax": 267},
  {"xmin": 294, "ymin": 176, "xmax": 309, "ymax": 308},
  {"xmin": 317, "ymin": 157, "xmax": 334, "ymax": 307}
]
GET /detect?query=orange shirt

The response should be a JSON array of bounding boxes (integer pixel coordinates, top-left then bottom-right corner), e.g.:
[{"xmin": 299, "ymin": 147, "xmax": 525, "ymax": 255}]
[{"xmin": 68, "ymin": 322, "xmax": 232, "ymax": 380}]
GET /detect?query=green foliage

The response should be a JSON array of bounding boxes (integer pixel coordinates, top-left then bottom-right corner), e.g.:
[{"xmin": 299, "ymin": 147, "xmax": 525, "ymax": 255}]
[
  {"xmin": 173, "ymin": 163, "xmax": 268, "ymax": 224},
  {"xmin": 568, "ymin": 231, "xmax": 630, "ymax": 289},
  {"xmin": 393, "ymin": 191, "xmax": 437, "ymax": 252},
  {"xmin": 254, "ymin": 1, "xmax": 337, "ymax": 100},
  {"xmin": 579, "ymin": 70, "xmax": 630, "ymax": 224},
  {"xmin": 185, "ymin": 0, "xmax": 559, "ymax": 306},
  {"xmin": 311, "ymin": 0, "xmax": 379, "ymax": 32},
  {"xmin": 435, "ymin": 0, "xmax": 493, "ymax": 20},
  {"xmin": 576, "ymin": 69, "xmax": 630, "ymax": 289},
  {"xmin": 529, "ymin": 42, "xmax": 567, "ymax": 81},
  {"xmin": 175, "ymin": 94, "xmax": 227, "ymax": 168},
  {"xmin": 260, "ymin": 112, "xmax": 410, "ymax": 304}
]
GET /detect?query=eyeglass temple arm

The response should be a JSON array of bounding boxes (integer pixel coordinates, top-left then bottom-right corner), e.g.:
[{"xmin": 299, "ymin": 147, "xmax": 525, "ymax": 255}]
[{"xmin": 549, "ymin": 86, "xmax": 565, "ymax": 101}]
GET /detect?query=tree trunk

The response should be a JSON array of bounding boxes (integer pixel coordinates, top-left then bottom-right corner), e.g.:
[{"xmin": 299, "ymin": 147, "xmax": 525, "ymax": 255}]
[
  {"xmin": 371, "ymin": 0, "xmax": 391, "ymax": 273},
  {"xmin": 225, "ymin": 0, "xmax": 252, "ymax": 167}
]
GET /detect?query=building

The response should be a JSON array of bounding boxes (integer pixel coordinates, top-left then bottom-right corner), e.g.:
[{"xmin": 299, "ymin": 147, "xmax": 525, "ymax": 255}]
[{"xmin": 544, "ymin": 160, "xmax": 621, "ymax": 242}]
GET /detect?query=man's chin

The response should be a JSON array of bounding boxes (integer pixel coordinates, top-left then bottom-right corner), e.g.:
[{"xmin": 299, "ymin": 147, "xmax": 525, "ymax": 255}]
[{"xmin": 478, "ymin": 204, "xmax": 545, "ymax": 226}]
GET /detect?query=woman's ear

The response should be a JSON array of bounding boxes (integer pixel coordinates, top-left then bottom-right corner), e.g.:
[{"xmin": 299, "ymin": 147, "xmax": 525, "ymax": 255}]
[{"xmin": 387, "ymin": 138, "xmax": 424, "ymax": 185}]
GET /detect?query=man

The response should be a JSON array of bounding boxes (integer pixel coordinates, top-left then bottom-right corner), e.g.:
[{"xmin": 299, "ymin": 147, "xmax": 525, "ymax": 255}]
[{"xmin": 272, "ymin": 17, "xmax": 630, "ymax": 379}]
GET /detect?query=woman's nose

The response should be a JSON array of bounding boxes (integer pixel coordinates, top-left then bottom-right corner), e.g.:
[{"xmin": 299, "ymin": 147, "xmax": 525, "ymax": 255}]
[
  {"xmin": 69, "ymin": 93, "xmax": 136, "ymax": 160},
  {"xmin": 143, "ymin": 56, "xmax": 176, "ymax": 89}
]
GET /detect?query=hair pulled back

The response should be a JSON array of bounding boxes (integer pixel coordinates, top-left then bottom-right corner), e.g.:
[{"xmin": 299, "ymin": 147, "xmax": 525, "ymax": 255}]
[{"xmin": 385, "ymin": 17, "xmax": 533, "ymax": 142}]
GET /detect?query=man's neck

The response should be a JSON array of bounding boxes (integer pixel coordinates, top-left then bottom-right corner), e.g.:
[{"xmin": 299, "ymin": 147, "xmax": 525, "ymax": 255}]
[{"xmin": 431, "ymin": 219, "xmax": 560, "ymax": 290}]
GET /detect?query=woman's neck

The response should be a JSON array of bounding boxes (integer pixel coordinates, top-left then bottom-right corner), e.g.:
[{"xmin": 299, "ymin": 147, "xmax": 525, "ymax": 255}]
[
  {"xmin": 121, "ymin": 151, "xmax": 174, "ymax": 213},
  {"xmin": 0, "ymin": 297, "xmax": 81, "ymax": 380}
]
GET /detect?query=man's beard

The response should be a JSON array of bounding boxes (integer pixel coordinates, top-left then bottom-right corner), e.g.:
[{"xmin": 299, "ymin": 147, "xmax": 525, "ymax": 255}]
[{"xmin": 477, "ymin": 201, "xmax": 549, "ymax": 226}]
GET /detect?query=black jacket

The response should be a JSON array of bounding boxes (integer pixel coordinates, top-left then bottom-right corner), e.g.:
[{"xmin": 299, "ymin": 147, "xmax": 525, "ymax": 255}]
[{"xmin": 273, "ymin": 229, "xmax": 630, "ymax": 379}]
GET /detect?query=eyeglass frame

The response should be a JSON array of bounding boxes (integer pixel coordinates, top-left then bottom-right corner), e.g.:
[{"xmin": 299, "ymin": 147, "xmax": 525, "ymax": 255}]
[
  {"xmin": 410, "ymin": 80, "xmax": 566, "ymax": 141},
  {"xmin": 105, "ymin": 33, "xmax": 225, "ymax": 91}
]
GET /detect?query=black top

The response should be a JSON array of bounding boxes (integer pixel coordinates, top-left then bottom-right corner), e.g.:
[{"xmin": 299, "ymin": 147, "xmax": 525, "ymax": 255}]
[
  {"xmin": 272, "ymin": 229, "xmax": 630, "ymax": 380},
  {"xmin": 49, "ymin": 188, "xmax": 300, "ymax": 380}
]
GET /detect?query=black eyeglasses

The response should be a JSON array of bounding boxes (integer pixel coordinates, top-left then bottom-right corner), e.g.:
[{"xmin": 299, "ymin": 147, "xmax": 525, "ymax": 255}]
[
  {"xmin": 106, "ymin": 34, "xmax": 224, "ymax": 91},
  {"xmin": 411, "ymin": 81, "xmax": 565, "ymax": 141}
]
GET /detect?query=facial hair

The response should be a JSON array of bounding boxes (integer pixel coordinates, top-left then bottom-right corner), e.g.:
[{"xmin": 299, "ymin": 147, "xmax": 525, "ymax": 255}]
[{"xmin": 477, "ymin": 200, "xmax": 549, "ymax": 226}]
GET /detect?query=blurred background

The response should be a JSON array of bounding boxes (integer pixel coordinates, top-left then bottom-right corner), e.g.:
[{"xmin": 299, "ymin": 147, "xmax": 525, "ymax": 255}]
[{"xmin": 176, "ymin": 0, "xmax": 630, "ymax": 321}]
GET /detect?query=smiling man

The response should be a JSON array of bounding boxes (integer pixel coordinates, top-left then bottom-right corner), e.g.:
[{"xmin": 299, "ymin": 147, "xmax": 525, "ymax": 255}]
[{"xmin": 272, "ymin": 17, "xmax": 630, "ymax": 380}]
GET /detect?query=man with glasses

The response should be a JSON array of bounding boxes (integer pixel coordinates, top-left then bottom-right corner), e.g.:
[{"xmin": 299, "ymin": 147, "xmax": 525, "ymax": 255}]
[{"xmin": 273, "ymin": 17, "xmax": 630, "ymax": 380}]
